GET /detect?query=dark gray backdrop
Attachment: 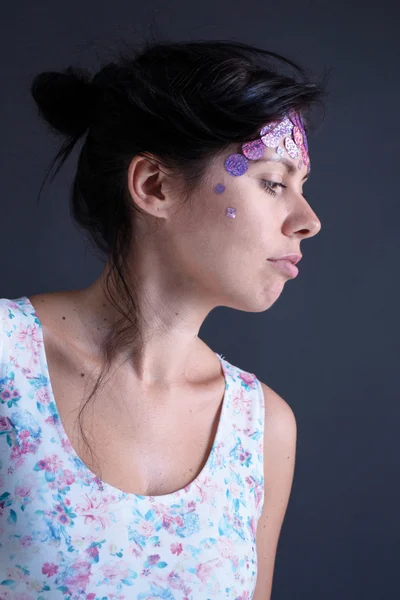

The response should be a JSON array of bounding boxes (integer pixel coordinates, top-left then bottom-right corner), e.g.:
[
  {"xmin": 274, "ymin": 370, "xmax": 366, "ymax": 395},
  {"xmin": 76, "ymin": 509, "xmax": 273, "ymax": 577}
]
[{"xmin": 1, "ymin": 1, "xmax": 399, "ymax": 599}]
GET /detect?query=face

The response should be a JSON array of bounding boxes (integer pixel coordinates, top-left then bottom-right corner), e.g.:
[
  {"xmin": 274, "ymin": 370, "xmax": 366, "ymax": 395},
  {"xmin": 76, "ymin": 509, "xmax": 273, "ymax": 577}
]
[{"xmin": 128, "ymin": 115, "xmax": 322, "ymax": 314}]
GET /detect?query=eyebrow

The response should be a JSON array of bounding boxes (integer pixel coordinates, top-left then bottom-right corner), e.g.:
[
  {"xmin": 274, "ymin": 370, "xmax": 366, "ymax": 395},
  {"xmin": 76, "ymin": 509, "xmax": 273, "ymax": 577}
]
[{"xmin": 249, "ymin": 155, "xmax": 310, "ymax": 180}]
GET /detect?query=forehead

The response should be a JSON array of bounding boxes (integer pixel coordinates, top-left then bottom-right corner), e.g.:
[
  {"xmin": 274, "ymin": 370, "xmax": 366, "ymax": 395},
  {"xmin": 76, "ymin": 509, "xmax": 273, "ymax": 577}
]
[{"xmin": 248, "ymin": 153, "xmax": 311, "ymax": 181}]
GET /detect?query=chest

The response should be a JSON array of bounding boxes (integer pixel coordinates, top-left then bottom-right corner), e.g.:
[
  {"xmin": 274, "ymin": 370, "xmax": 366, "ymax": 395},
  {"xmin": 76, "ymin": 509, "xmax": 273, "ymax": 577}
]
[{"xmin": 46, "ymin": 343, "xmax": 225, "ymax": 497}]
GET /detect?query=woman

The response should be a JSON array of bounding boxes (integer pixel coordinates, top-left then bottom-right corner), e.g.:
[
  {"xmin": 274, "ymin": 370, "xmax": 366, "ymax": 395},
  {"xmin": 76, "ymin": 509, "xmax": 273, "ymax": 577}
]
[{"xmin": 0, "ymin": 38, "xmax": 325, "ymax": 599}]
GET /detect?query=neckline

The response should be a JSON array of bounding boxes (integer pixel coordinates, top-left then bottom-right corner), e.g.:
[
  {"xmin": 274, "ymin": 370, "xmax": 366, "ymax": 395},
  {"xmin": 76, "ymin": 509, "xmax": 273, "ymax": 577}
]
[{"xmin": 21, "ymin": 295, "xmax": 230, "ymax": 502}]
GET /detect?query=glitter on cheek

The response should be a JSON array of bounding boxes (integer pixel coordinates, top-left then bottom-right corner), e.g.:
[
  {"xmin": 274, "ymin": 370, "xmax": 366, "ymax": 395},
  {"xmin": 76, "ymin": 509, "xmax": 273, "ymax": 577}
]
[
  {"xmin": 214, "ymin": 183, "xmax": 226, "ymax": 194},
  {"xmin": 226, "ymin": 207, "xmax": 236, "ymax": 218}
]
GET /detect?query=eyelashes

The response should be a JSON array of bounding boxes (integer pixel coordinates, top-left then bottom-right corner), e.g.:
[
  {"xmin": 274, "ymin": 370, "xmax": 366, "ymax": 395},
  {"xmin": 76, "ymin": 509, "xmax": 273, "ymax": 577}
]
[
  {"xmin": 261, "ymin": 180, "xmax": 286, "ymax": 196},
  {"xmin": 261, "ymin": 180, "xmax": 308, "ymax": 200}
]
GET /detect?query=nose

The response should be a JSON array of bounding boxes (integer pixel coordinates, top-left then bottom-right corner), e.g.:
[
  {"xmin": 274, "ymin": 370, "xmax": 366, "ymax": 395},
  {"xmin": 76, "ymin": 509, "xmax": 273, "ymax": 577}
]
[
  {"xmin": 294, "ymin": 201, "xmax": 322, "ymax": 239},
  {"xmin": 299, "ymin": 215, "xmax": 321, "ymax": 238}
]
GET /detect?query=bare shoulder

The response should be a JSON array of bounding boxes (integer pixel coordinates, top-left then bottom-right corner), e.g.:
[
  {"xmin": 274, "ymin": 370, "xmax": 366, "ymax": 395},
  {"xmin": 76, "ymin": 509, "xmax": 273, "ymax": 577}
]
[
  {"xmin": 260, "ymin": 380, "xmax": 297, "ymax": 441},
  {"xmin": 29, "ymin": 291, "xmax": 78, "ymax": 322},
  {"xmin": 28, "ymin": 291, "xmax": 87, "ymax": 344},
  {"xmin": 252, "ymin": 380, "xmax": 297, "ymax": 600}
]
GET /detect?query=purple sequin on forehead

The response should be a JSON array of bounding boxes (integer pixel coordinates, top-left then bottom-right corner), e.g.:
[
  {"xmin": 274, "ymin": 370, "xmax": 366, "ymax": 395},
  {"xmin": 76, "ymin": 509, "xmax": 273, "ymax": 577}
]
[
  {"xmin": 242, "ymin": 139, "xmax": 265, "ymax": 160},
  {"xmin": 290, "ymin": 110, "xmax": 308, "ymax": 153},
  {"xmin": 224, "ymin": 153, "xmax": 249, "ymax": 176},
  {"xmin": 224, "ymin": 110, "xmax": 310, "ymax": 177}
]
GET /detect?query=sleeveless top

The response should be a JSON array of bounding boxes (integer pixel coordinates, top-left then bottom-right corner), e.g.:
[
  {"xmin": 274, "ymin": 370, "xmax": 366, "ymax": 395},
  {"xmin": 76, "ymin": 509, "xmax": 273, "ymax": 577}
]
[{"xmin": 0, "ymin": 296, "xmax": 265, "ymax": 600}]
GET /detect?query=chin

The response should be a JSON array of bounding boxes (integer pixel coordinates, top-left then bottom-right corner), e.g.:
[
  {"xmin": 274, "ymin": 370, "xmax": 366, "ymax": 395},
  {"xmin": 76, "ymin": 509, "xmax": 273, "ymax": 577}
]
[{"xmin": 225, "ymin": 282, "xmax": 285, "ymax": 313}]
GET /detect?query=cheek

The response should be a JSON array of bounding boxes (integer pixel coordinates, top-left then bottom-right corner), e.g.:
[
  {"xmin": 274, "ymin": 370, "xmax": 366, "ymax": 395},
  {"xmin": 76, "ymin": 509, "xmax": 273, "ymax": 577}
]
[{"xmin": 186, "ymin": 180, "xmax": 277, "ymax": 258}]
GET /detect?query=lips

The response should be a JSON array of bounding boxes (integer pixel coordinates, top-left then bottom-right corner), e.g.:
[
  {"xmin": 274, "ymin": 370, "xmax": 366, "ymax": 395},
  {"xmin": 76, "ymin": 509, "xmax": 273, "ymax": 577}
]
[
  {"xmin": 268, "ymin": 254, "xmax": 302, "ymax": 265},
  {"xmin": 268, "ymin": 258, "xmax": 299, "ymax": 278}
]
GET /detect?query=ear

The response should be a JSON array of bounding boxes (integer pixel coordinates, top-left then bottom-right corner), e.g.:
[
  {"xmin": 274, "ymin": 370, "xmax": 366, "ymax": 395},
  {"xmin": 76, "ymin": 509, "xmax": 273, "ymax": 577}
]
[{"xmin": 127, "ymin": 154, "xmax": 172, "ymax": 218}]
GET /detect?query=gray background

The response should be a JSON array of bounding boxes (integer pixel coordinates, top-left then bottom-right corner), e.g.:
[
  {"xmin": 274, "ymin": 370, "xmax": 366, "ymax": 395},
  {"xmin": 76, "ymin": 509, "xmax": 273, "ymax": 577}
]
[{"xmin": 1, "ymin": 1, "xmax": 399, "ymax": 598}]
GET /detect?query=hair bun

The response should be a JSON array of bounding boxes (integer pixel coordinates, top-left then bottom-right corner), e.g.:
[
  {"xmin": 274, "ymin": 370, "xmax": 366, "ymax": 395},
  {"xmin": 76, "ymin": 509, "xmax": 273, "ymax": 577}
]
[{"xmin": 31, "ymin": 66, "xmax": 96, "ymax": 137}]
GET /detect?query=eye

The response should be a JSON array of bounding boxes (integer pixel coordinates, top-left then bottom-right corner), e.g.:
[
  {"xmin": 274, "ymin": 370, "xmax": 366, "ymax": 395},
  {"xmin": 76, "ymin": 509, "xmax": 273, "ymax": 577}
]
[
  {"xmin": 261, "ymin": 180, "xmax": 309, "ymax": 200},
  {"xmin": 261, "ymin": 180, "xmax": 287, "ymax": 197}
]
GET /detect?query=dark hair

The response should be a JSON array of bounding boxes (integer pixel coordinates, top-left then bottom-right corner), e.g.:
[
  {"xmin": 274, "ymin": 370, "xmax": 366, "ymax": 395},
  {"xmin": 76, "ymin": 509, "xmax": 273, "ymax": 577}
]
[{"xmin": 30, "ymin": 37, "xmax": 328, "ymax": 472}]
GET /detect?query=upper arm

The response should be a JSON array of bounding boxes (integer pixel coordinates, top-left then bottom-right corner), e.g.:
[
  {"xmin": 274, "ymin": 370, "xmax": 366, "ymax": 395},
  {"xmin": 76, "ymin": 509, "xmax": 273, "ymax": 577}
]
[{"xmin": 252, "ymin": 381, "xmax": 297, "ymax": 600}]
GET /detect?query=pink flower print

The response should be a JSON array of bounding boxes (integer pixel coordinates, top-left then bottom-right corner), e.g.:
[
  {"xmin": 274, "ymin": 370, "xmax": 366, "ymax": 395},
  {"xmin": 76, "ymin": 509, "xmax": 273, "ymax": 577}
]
[
  {"xmin": 249, "ymin": 515, "xmax": 257, "ymax": 538},
  {"xmin": 16, "ymin": 323, "xmax": 42, "ymax": 357},
  {"xmin": 0, "ymin": 416, "xmax": 12, "ymax": 431},
  {"xmin": 42, "ymin": 562, "xmax": 59, "ymax": 577},
  {"xmin": 61, "ymin": 436, "xmax": 74, "ymax": 453},
  {"xmin": 0, "ymin": 381, "xmax": 20, "ymax": 406},
  {"xmin": 60, "ymin": 469, "xmax": 75, "ymax": 486},
  {"xmin": 57, "ymin": 513, "xmax": 71, "ymax": 525},
  {"xmin": 128, "ymin": 546, "xmax": 142, "ymax": 559},
  {"xmin": 257, "ymin": 438, "xmax": 263, "ymax": 456},
  {"xmin": 239, "ymin": 372, "xmax": 257, "ymax": 388},
  {"xmin": 171, "ymin": 542, "xmax": 183, "ymax": 555},
  {"xmin": 26, "ymin": 442, "xmax": 38, "ymax": 453},
  {"xmin": 233, "ymin": 513, "xmax": 243, "ymax": 530},
  {"xmin": 140, "ymin": 520, "xmax": 155, "ymax": 536},
  {"xmin": 62, "ymin": 558, "xmax": 91, "ymax": 592},
  {"xmin": 197, "ymin": 563, "xmax": 213, "ymax": 580},
  {"xmin": 75, "ymin": 494, "xmax": 114, "ymax": 530},
  {"xmin": 101, "ymin": 563, "xmax": 129, "ymax": 579},
  {"xmin": 217, "ymin": 537, "xmax": 236, "ymax": 560},
  {"xmin": 47, "ymin": 453, "xmax": 63, "ymax": 473},
  {"xmin": 147, "ymin": 554, "xmax": 160, "ymax": 566},
  {"xmin": 162, "ymin": 514, "xmax": 175, "ymax": 530},
  {"xmin": 255, "ymin": 484, "xmax": 264, "ymax": 512},
  {"xmin": 101, "ymin": 493, "xmax": 117, "ymax": 504},
  {"xmin": 239, "ymin": 449, "xmax": 251, "ymax": 465},
  {"xmin": 36, "ymin": 458, "xmax": 50, "ymax": 471},
  {"xmin": 20, "ymin": 535, "xmax": 33, "ymax": 547},
  {"xmin": 86, "ymin": 595, "xmax": 96, "ymax": 600},
  {"xmin": 196, "ymin": 559, "xmax": 222, "ymax": 583},
  {"xmin": 86, "ymin": 545, "xmax": 99, "ymax": 561},
  {"xmin": 232, "ymin": 387, "xmax": 251, "ymax": 412},
  {"xmin": 19, "ymin": 429, "xmax": 30, "ymax": 440},
  {"xmin": 44, "ymin": 414, "xmax": 59, "ymax": 427},
  {"xmin": 10, "ymin": 445, "xmax": 27, "ymax": 467},
  {"xmin": 15, "ymin": 483, "xmax": 32, "ymax": 498},
  {"xmin": 229, "ymin": 480, "xmax": 241, "ymax": 497},
  {"xmin": 10, "ymin": 434, "xmax": 40, "ymax": 467},
  {"xmin": 36, "ymin": 387, "xmax": 51, "ymax": 404},
  {"xmin": 167, "ymin": 571, "xmax": 192, "ymax": 596}
]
